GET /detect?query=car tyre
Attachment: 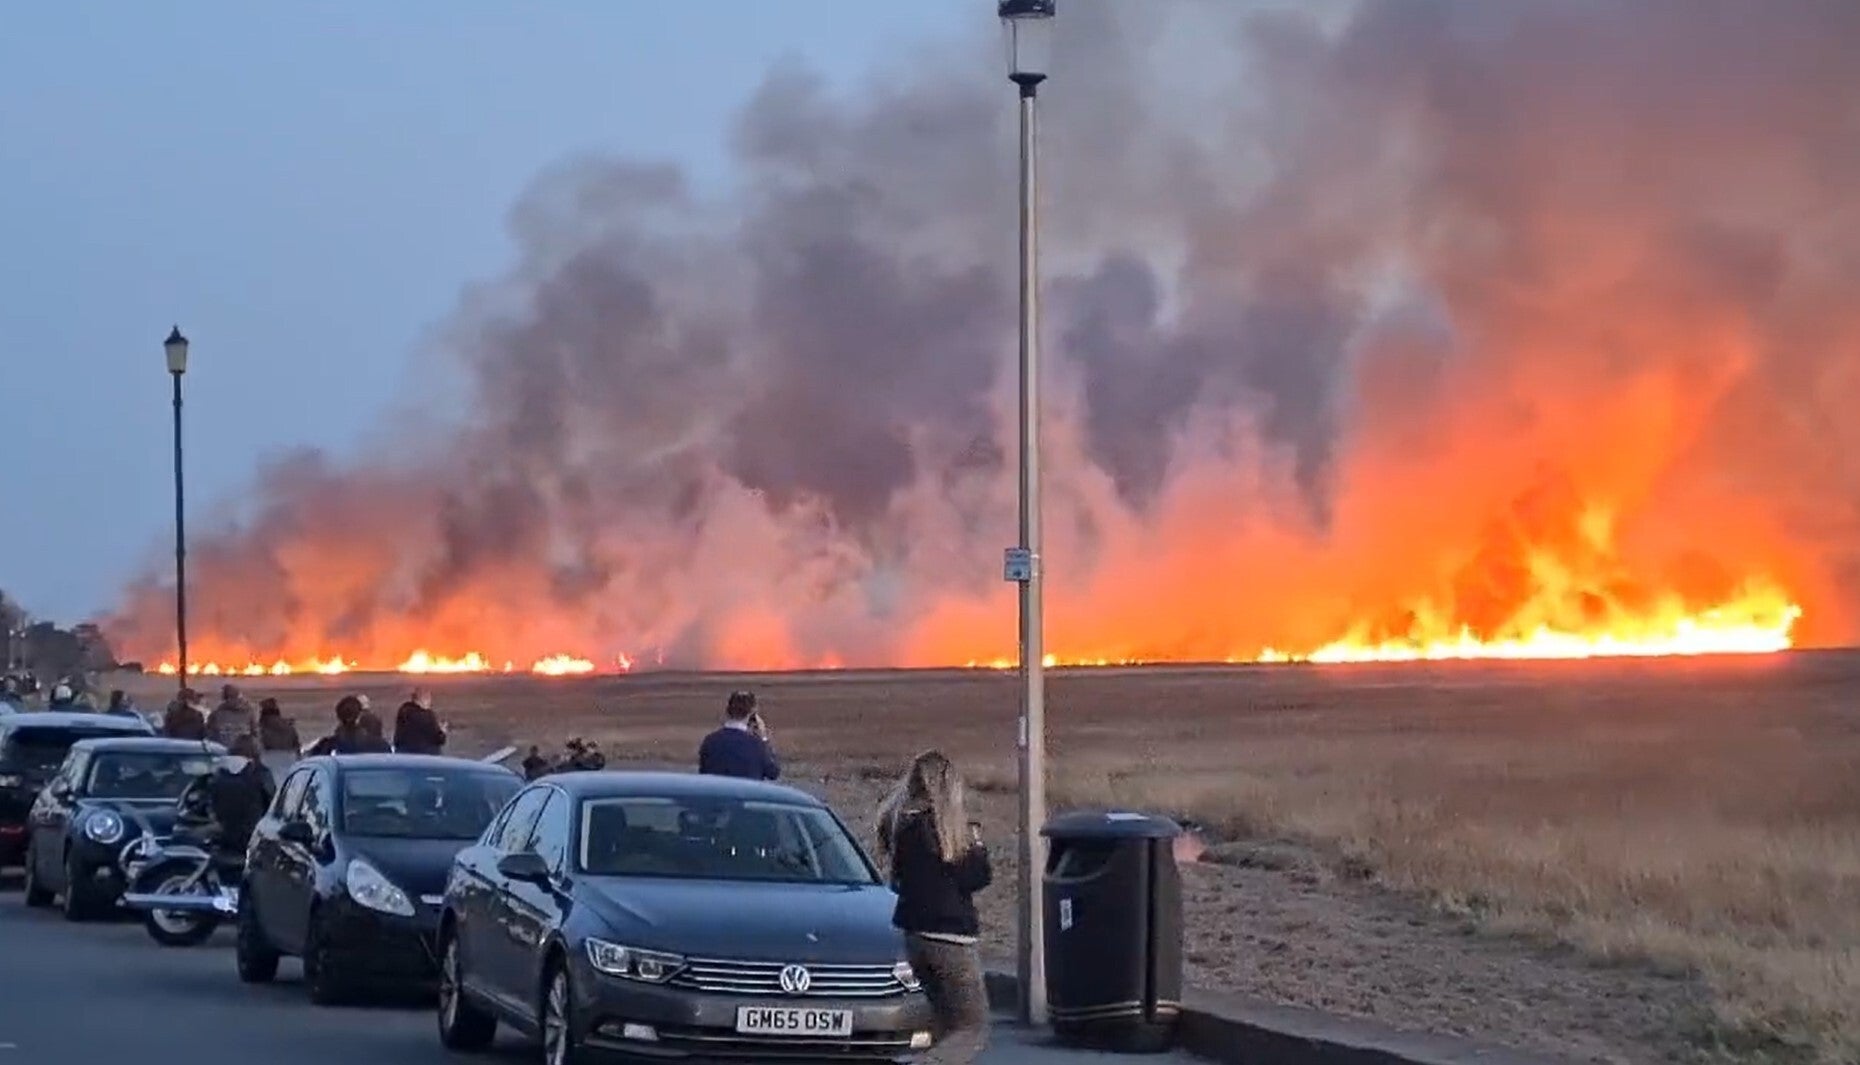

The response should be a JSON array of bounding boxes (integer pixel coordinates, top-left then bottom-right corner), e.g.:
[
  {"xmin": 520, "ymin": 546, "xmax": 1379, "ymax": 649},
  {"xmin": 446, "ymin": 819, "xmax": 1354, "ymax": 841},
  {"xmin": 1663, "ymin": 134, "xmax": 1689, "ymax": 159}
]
[
  {"xmin": 540, "ymin": 961, "xmax": 594, "ymax": 1065},
  {"xmin": 21, "ymin": 842, "xmax": 53, "ymax": 908},
  {"xmin": 304, "ymin": 908, "xmax": 352, "ymax": 1006},
  {"xmin": 235, "ymin": 891, "xmax": 280, "ymax": 983},
  {"xmin": 437, "ymin": 932, "xmax": 497, "ymax": 1051},
  {"xmin": 60, "ymin": 853, "xmax": 104, "ymax": 922}
]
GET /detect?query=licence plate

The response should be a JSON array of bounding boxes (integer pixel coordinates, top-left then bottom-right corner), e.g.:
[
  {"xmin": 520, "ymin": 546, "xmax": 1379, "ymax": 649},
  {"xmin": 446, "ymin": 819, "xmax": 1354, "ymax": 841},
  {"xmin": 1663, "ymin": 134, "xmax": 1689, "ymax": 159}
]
[{"xmin": 734, "ymin": 1007, "xmax": 853, "ymax": 1037}]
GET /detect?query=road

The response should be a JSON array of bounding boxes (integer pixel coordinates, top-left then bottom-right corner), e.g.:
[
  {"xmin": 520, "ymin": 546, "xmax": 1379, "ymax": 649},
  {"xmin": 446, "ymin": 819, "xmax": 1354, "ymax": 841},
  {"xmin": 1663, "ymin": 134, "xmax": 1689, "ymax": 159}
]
[{"xmin": 0, "ymin": 889, "xmax": 1197, "ymax": 1064}]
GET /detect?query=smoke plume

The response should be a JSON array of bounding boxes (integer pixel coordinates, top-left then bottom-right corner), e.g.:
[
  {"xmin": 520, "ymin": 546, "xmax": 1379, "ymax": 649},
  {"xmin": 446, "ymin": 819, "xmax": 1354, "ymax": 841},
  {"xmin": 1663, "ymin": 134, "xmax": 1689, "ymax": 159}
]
[{"xmin": 108, "ymin": 0, "xmax": 1860, "ymax": 669}]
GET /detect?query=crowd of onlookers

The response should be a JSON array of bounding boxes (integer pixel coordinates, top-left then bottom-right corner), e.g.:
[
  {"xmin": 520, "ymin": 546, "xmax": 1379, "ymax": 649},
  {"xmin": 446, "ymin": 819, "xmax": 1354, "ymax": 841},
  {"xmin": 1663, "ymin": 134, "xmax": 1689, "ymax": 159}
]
[{"xmin": 5, "ymin": 671, "xmax": 990, "ymax": 1059}]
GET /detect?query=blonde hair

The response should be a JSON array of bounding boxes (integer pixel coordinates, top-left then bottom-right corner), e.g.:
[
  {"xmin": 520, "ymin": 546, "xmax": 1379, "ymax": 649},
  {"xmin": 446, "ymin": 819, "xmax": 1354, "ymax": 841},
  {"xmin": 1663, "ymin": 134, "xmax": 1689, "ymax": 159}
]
[{"xmin": 876, "ymin": 750, "xmax": 969, "ymax": 865}]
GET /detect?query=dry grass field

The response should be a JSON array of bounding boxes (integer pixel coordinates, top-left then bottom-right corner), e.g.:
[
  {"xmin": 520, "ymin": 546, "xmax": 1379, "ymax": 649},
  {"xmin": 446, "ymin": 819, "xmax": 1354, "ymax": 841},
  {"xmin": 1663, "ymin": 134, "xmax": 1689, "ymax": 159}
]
[{"xmin": 122, "ymin": 651, "xmax": 1860, "ymax": 1064}]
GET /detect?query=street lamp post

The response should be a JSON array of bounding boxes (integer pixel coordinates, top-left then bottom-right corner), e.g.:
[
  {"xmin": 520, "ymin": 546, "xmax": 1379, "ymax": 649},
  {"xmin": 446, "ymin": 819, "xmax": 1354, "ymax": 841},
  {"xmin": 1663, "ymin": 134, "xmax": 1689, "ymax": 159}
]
[
  {"xmin": 1000, "ymin": 0, "xmax": 1055, "ymax": 1029},
  {"xmin": 165, "ymin": 325, "xmax": 190, "ymax": 689}
]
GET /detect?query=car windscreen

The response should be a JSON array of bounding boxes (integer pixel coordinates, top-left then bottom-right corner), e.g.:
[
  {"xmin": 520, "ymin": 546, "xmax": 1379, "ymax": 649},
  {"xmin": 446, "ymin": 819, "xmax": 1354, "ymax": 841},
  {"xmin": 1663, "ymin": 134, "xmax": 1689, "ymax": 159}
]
[
  {"xmin": 340, "ymin": 768, "xmax": 522, "ymax": 840},
  {"xmin": 1, "ymin": 729, "xmax": 134, "ymax": 774},
  {"xmin": 85, "ymin": 751, "xmax": 216, "ymax": 799},
  {"xmin": 578, "ymin": 796, "xmax": 878, "ymax": 885}
]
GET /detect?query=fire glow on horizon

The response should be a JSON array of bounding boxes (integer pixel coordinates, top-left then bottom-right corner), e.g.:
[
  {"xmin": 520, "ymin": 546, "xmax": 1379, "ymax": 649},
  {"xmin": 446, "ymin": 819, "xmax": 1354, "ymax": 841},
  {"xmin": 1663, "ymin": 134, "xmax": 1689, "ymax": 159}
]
[{"xmin": 153, "ymin": 586, "xmax": 1803, "ymax": 678}]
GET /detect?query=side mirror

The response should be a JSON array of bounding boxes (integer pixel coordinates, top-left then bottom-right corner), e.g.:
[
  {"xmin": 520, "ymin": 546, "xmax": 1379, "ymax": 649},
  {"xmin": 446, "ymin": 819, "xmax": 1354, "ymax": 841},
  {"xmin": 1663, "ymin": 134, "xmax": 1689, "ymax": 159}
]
[
  {"xmin": 496, "ymin": 850, "xmax": 552, "ymax": 884},
  {"xmin": 278, "ymin": 819, "xmax": 315, "ymax": 845}
]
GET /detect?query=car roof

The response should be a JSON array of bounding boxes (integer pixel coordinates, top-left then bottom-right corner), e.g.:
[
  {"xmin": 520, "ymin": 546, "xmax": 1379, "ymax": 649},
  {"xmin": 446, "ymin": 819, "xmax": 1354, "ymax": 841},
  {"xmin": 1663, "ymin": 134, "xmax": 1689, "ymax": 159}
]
[
  {"xmin": 311, "ymin": 753, "xmax": 518, "ymax": 776},
  {"xmin": 0, "ymin": 712, "xmax": 155, "ymax": 734},
  {"xmin": 542, "ymin": 770, "xmax": 826, "ymax": 807},
  {"xmin": 71, "ymin": 737, "xmax": 226, "ymax": 754}
]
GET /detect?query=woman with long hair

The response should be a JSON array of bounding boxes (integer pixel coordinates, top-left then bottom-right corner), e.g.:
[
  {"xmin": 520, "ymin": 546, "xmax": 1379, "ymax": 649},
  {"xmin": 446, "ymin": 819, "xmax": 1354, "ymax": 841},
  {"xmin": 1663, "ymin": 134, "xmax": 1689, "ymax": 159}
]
[{"xmin": 876, "ymin": 751, "xmax": 992, "ymax": 1064}]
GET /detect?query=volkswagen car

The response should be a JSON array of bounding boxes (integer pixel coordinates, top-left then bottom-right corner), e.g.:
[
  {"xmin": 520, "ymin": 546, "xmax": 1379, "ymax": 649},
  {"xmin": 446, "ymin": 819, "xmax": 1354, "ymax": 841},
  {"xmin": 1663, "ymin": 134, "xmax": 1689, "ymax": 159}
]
[
  {"xmin": 236, "ymin": 753, "xmax": 523, "ymax": 1004},
  {"xmin": 435, "ymin": 771, "xmax": 934, "ymax": 1064},
  {"xmin": 0, "ymin": 712, "xmax": 157, "ymax": 876}
]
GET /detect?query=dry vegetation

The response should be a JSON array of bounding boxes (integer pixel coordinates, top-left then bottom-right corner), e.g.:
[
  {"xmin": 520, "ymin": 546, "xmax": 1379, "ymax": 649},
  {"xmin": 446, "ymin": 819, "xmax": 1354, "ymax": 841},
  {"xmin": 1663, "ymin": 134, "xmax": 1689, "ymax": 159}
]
[{"xmin": 125, "ymin": 651, "xmax": 1860, "ymax": 1063}]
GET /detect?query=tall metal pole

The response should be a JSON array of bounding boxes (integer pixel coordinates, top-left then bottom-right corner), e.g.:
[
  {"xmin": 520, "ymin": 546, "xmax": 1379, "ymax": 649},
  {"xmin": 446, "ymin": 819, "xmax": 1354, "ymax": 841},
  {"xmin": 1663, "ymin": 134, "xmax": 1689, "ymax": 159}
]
[
  {"xmin": 1012, "ymin": 70, "xmax": 1048, "ymax": 1028},
  {"xmin": 171, "ymin": 370, "xmax": 189, "ymax": 688}
]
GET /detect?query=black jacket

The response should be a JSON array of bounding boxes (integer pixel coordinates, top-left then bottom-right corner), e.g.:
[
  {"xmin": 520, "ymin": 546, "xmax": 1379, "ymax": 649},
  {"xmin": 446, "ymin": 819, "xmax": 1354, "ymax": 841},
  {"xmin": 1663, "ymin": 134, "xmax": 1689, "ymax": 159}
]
[
  {"xmin": 177, "ymin": 763, "xmax": 275, "ymax": 852},
  {"xmin": 306, "ymin": 724, "xmax": 390, "ymax": 756},
  {"xmin": 163, "ymin": 704, "xmax": 208, "ymax": 741},
  {"xmin": 885, "ymin": 811, "xmax": 991, "ymax": 937},
  {"xmin": 697, "ymin": 725, "xmax": 779, "ymax": 781},
  {"xmin": 392, "ymin": 702, "xmax": 446, "ymax": 755}
]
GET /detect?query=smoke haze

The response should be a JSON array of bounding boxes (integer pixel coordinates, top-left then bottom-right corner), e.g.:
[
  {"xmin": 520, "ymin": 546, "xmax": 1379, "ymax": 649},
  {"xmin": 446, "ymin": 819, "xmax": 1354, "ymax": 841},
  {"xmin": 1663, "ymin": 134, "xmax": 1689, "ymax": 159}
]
[{"xmin": 108, "ymin": 0, "xmax": 1860, "ymax": 669}]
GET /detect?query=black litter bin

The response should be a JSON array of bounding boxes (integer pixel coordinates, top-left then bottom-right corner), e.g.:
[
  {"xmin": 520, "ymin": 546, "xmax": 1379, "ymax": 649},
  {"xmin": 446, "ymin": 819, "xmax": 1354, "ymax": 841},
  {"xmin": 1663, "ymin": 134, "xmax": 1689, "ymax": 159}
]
[{"xmin": 1041, "ymin": 810, "xmax": 1183, "ymax": 1053}]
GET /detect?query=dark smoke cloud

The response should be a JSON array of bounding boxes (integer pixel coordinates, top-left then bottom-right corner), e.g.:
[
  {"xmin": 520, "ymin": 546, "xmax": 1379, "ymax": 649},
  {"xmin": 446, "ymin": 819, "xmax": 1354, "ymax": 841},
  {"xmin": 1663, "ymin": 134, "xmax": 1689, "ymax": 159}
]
[{"xmin": 106, "ymin": 0, "xmax": 1860, "ymax": 665}]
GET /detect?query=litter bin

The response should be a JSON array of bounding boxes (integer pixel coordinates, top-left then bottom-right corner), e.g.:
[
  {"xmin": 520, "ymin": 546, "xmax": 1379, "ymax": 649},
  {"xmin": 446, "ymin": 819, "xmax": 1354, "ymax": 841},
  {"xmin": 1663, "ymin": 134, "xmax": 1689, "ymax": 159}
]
[{"xmin": 1041, "ymin": 810, "xmax": 1183, "ymax": 1053}]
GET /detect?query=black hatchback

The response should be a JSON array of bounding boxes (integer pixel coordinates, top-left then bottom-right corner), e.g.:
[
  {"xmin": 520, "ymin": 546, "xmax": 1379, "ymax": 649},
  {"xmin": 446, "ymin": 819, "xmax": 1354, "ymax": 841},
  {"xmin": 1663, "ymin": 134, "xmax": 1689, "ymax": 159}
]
[
  {"xmin": 0, "ymin": 712, "xmax": 155, "ymax": 870},
  {"xmin": 235, "ymin": 754, "xmax": 522, "ymax": 1004}
]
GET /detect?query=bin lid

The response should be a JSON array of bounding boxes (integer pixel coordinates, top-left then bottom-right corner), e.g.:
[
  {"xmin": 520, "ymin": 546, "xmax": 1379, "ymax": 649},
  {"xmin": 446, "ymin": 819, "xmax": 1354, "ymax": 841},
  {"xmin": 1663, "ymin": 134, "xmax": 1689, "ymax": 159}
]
[{"xmin": 1040, "ymin": 809, "xmax": 1182, "ymax": 840}]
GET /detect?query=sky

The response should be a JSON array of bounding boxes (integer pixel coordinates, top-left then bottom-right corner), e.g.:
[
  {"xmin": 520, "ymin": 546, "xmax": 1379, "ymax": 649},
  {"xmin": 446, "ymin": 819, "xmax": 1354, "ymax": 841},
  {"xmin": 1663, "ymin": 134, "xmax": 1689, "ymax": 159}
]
[{"xmin": 0, "ymin": 2, "xmax": 977, "ymax": 624}]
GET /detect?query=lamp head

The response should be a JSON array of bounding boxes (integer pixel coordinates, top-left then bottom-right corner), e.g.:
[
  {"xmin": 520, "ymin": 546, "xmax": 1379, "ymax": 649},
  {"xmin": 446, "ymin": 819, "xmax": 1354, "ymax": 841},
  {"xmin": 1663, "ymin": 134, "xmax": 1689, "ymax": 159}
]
[
  {"xmin": 164, "ymin": 325, "xmax": 189, "ymax": 375},
  {"xmin": 999, "ymin": 0, "xmax": 1055, "ymax": 85}
]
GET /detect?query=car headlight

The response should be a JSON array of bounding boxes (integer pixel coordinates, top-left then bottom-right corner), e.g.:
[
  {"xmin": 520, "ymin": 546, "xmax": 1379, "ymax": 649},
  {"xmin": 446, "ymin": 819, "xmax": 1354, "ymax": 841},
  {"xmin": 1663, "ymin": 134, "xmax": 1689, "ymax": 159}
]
[
  {"xmin": 0, "ymin": 773, "xmax": 21, "ymax": 789},
  {"xmin": 585, "ymin": 938, "xmax": 686, "ymax": 983},
  {"xmin": 84, "ymin": 810, "xmax": 126, "ymax": 845},
  {"xmin": 894, "ymin": 960, "xmax": 920, "ymax": 991},
  {"xmin": 344, "ymin": 858, "xmax": 415, "ymax": 917}
]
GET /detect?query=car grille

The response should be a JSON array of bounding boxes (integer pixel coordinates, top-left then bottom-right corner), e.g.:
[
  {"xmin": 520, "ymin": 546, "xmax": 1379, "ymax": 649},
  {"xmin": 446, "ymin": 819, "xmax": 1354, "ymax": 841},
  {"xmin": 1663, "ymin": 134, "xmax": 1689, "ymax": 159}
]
[
  {"xmin": 648, "ymin": 1025, "xmax": 916, "ymax": 1059},
  {"xmin": 670, "ymin": 958, "xmax": 909, "ymax": 998}
]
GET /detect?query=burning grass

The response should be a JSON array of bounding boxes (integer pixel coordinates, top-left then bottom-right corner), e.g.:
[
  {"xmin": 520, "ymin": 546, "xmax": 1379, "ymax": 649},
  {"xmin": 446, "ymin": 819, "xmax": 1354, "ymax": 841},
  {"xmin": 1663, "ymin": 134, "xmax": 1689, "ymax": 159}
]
[{"xmin": 124, "ymin": 652, "xmax": 1860, "ymax": 1062}]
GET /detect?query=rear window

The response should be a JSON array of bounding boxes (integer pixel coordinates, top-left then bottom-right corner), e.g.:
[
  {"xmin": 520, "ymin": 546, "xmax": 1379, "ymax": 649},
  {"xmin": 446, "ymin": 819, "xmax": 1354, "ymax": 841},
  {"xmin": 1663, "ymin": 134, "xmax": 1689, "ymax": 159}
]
[
  {"xmin": 340, "ymin": 768, "xmax": 522, "ymax": 840},
  {"xmin": 1, "ymin": 729, "xmax": 132, "ymax": 773}
]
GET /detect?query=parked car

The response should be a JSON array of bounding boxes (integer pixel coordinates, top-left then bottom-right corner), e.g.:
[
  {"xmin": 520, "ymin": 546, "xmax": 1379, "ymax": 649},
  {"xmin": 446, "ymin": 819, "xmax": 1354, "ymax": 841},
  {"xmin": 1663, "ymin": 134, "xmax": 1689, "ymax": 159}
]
[
  {"xmin": 0, "ymin": 711, "xmax": 156, "ymax": 872},
  {"xmin": 20, "ymin": 735, "xmax": 222, "ymax": 919},
  {"xmin": 236, "ymin": 754, "xmax": 523, "ymax": 1004},
  {"xmin": 436, "ymin": 771, "xmax": 934, "ymax": 1065}
]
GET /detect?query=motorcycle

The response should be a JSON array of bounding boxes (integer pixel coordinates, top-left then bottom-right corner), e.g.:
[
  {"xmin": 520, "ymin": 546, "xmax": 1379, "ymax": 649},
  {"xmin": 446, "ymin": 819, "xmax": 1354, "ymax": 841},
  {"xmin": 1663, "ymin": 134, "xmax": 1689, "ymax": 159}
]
[{"xmin": 119, "ymin": 828, "xmax": 244, "ymax": 947}]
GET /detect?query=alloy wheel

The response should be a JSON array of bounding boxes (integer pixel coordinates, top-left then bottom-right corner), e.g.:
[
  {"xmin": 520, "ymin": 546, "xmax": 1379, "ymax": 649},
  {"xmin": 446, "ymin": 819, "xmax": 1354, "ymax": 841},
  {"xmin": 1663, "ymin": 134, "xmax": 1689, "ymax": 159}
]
[
  {"xmin": 148, "ymin": 873, "xmax": 206, "ymax": 937},
  {"xmin": 440, "ymin": 942, "xmax": 461, "ymax": 1030},
  {"xmin": 543, "ymin": 970, "xmax": 569, "ymax": 1065}
]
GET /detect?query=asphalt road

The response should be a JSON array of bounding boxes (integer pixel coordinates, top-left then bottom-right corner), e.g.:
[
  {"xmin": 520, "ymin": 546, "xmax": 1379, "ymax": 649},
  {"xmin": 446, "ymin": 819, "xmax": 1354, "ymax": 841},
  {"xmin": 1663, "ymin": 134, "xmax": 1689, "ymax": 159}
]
[{"xmin": 0, "ymin": 883, "xmax": 1197, "ymax": 1065}]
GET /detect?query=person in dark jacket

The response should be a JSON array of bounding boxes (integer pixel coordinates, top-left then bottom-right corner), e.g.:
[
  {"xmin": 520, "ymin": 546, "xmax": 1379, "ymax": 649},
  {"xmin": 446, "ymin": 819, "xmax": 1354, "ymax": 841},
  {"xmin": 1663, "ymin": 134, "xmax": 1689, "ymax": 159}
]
[
  {"xmin": 105, "ymin": 689, "xmax": 140, "ymax": 717},
  {"xmin": 697, "ymin": 690, "xmax": 779, "ymax": 780},
  {"xmin": 876, "ymin": 751, "xmax": 992, "ymax": 1064},
  {"xmin": 306, "ymin": 695, "xmax": 391, "ymax": 755},
  {"xmin": 162, "ymin": 689, "xmax": 209, "ymax": 741},
  {"xmin": 392, "ymin": 688, "xmax": 447, "ymax": 755},
  {"xmin": 256, "ymin": 698, "xmax": 300, "ymax": 751},
  {"xmin": 521, "ymin": 745, "xmax": 552, "ymax": 781},
  {"xmin": 176, "ymin": 735, "xmax": 275, "ymax": 857}
]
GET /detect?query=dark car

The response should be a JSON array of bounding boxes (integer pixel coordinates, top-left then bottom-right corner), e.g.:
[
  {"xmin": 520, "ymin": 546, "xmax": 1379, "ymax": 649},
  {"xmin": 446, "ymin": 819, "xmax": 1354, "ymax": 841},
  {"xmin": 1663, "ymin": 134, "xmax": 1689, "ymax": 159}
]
[
  {"xmin": 20, "ymin": 735, "xmax": 223, "ymax": 919},
  {"xmin": 0, "ymin": 711, "xmax": 156, "ymax": 871},
  {"xmin": 436, "ymin": 772, "xmax": 934, "ymax": 1064},
  {"xmin": 236, "ymin": 754, "xmax": 523, "ymax": 1004}
]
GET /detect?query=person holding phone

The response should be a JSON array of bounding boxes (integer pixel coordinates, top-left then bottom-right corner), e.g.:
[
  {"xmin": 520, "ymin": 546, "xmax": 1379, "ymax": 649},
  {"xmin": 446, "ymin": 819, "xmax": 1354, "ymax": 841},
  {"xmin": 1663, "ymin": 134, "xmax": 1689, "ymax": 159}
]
[
  {"xmin": 877, "ymin": 750, "xmax": 992, "ymax": 1064},
  {"xmin": 697, "ymin": 690, "xmax": 781, "ymax": 780}
]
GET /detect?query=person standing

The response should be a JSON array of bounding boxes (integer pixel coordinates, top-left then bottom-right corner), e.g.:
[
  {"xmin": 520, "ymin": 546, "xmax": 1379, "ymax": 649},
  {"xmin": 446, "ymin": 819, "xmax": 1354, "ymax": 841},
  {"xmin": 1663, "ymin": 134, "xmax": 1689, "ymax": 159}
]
[
  {"xmin": 162, "ymin": 689, "xmax": 209, "ymax": 741},
  {"xmin": 306, "ymin": 696, "xmax": 386, "ymax": 755},
  {"xmin": 391, "ymin": 687, "xmax": 447, "ymax": 755},
  {"xmin": 876, "ymin": 751, "xmax": 992, "ymax": 1065},
  {"xmin": 697, "ymin": 690, "xmax": 779, "ymax": 780},
  {"xmin": 256, "ymin": 698, "xmax": 302, "ymax": 777},
  {"xmin": 105, "ymin": 689, "xmax": 140, "ymax": 717},
  {"xmin": 206, "ymin": 684, "xmax": 257, "ymax": 748}
]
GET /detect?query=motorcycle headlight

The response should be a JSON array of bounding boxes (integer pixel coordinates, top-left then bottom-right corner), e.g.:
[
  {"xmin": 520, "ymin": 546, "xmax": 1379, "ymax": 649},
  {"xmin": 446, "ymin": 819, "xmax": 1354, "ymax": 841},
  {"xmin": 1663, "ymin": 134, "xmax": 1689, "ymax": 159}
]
[
  {"xmin": 344, "ymin": 858, "xmax": 415, "ymax": 917},
  {"xmin": 84, "ymin": 810, "xmax": 126, "ymax": 845},
  {"xmin": 585, "ymin": 938, "xmax": 686, "ymax": 983}
]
